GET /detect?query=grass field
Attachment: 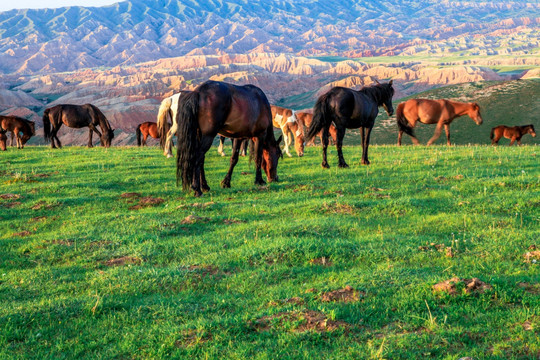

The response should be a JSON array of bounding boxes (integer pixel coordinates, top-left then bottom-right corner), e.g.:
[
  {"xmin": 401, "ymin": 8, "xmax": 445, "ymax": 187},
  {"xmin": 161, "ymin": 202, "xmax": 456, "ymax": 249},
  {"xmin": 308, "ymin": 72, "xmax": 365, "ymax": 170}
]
[{"xmin": 1, "ymin": 145, "xmax": 539, "ymax": 359}]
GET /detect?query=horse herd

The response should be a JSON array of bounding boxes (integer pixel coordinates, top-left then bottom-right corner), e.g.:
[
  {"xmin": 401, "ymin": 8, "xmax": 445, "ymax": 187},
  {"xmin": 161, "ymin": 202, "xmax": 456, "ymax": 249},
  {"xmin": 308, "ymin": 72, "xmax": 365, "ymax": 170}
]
[{"xmin": 0, "ymin": 79, "xmax": 536, "ymax": 197}]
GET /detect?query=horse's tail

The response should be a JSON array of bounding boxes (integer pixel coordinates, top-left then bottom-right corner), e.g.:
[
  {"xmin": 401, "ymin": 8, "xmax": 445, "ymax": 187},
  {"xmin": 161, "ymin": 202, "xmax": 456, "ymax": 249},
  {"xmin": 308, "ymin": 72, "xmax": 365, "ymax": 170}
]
[
  {"xmin": 176, "ymin": 91, "xmax": 199, "ymax": 191},
  {"xmin": 306, "ymin": 92, "xmax": 333, "ymax": 142},
  {"xmin": 42, "ymin": 109, "xmax": 51, "ymax": 142},
  {"xmin": 396, "ymin": 102, "xmax": 415, "ymax": 136},
  {"xmin": 157, "ymin": 97, "xmax": 171, "ymax": 150},
  {"xmin": 136, "ymin": 124, "xmax": 142, "ymax": 146},
  {"xmin": 490, "ymin": 127, "xmax": 495, "ymax": 140}
]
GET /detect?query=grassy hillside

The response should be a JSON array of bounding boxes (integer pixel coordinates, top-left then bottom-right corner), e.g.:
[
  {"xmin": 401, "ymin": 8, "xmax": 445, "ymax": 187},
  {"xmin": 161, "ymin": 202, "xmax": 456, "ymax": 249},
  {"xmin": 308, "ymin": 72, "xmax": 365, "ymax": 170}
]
[
  {"xmin": 285, "ymin": 79, "xmax": 540, "ymax": 146},
  {"xmin": 1, "ymin": 145, "xmax": 539, "ymax": 359}
]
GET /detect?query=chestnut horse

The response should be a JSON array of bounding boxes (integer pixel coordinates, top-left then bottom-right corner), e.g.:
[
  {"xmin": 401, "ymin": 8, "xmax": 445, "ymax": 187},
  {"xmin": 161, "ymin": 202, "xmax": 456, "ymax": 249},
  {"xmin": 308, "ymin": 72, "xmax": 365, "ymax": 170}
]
[
  {"xmin": 490, "ymin": 125, "xmax": 536, "ymax": 145},
  {"xmin": 0, "ymin": 115, "xmax": 35, "ymax": 149},
  {"xmin": 397, "ymin": 99, "xmax": 483, "ymax": 146},
  {"xmin": 136, "ymin": 121, "xmax": 161, "ymax": 146},
  {"xmin": 307, "ymin": 80, "xmax": 394, "ymax": 168},
  {"xmin": 271, "ymin": 105, "xmax": 305, "ymax": 157},
  {"xmin": 157, "ymin": 91, "xmax": 191, "ymax": 158},
  {"xmin": 43, "ymin": 104, "xmax": 115, "ymax": 148},
  {"xmin": 176, "ymin": 81, "xmax": 282, "ymax": 197},
  {"xmin": 297, "ymin": 111, "xmax": 337, "ymax": 146}
]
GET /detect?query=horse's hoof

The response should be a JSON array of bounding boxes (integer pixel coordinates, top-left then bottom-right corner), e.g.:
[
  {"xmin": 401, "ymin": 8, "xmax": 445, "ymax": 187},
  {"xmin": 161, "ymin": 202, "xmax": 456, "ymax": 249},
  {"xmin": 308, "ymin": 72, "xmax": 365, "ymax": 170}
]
[
  {"xmin": 193, "ymin": 190, "xmax": 203, "ymax": 197},
  {"xmin": 361, "ymin": 160, "xmax": 370, "ymax": 166},
  {"xmin": 255, "ymin": 180, "xmax": 266, "ymax": 186},
  {"xmin": 221, "ymin": 181, "xmax": 231, "ymax": 189},
  {"xmin": 322, "ymin": 162, "xmax": 330, "ymax": 169},
  {"xmin": 166, "ymin": 154, "xmax": 173, "ymax": 158},
  {"xmin": 339, "ymin": 163, "xmax": 350, "ymax": 168},
  {"xmin": 202, "ymin": 185, "xmax": 211, "ymax": 193}
]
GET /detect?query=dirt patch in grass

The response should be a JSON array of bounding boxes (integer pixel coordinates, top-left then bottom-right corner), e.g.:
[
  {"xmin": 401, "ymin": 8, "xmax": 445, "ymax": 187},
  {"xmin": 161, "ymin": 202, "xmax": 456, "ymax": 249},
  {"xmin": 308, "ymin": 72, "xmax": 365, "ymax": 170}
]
[
  {"xmin": 2, "ymin": 201, "xmax": 22, "ymax": 208},
  {"xmin": 50, "ymin": 239, "xmax": 74, "ymax": 246},
  {"xmin": 30, "ymin": 216, "xmax": 48, "ymax": 222},
  {"xmin": 31, "ymin": 201, "xmax": 60, "ymax": 211},
  {"xmin": 177, "ymin": 201, "xmax": 215, "ymax": 209},
  {"xmin": 181, "ymin": 215, "xmax": 210, "ymax": 224},
  {"xmin": 418, "ymin": 243, "xmax": 455, "ymax": 257},
  {"xmin": 518, "ymin": 282, "xmax": 540, "ymax": 294},
  {"xmin": 0, "ymin": 193, "xmax": 21, "ymax": 199},
  {"xmin": 433, "ymin": 277, "xmax": 492, "ymax": 295},
  {"xmin": 103, "ymin": 256, "xmax": 142, "ymax": 267},
  {"xmin": 320, "ymin": 201, "xmax": 356, "ymax": 214},
  {"xmin": 223, "ymin": 218, "xmax": 245, "ymax": 225},
  {"xmin": 12, "ymin": 230, "xmax": 32, "ymax": 237},
  {"xmin": 251, "ymin": 310, "xmax": 350, "ymax": 333},
  {"xmin": 120, "ymin": 192, "xmax": 142, "ymax": 199},
  {"xmin": 321, "ymin": 286, "xmax": 363, "ymax": 303},
  {"xmin": 175, "ymin": 329, "xmax": 212, "ymax": 348},
  {"xmin": 128, "ymin": 196, "xmax": 165, "ymax": 210},
  {"xmin": 309, "ymin": 257, "xmax": 333, "ymax": 266},
  {"xmin": 268, "ymin": 297, "xmax": 305, "ymax": 307},
  {"xmin": 33, "ymin": 173, "xmax": 51, "ymax": 179}
]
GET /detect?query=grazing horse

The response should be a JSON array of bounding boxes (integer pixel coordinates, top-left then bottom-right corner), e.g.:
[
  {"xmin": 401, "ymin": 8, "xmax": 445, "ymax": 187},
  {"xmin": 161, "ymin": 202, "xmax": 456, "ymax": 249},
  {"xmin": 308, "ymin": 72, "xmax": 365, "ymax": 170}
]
[
  {"xmin": 397, "ymin": 99, "xmax": 483, "ymax": 146},
  {"xmin": 490, "ymin": 124, "xmax": 536, "ymax": 145},
  {"xmin": 217, "ymin": 135, "xmax": 248, "ymax": 157},
  {"xmin": 271, "ymin": 105, "xmax": 305, "ymax": 157},
  {"xmin": 297, "ymin": 111, "xmax": 337, "ymax": 146},
  {"xmin": 136, "ymin": 121, "xmax": 161, "ymax": 146},
  {"xmin": 0, "ymin": 115, "xmax": 35, "ymax": 149},
  {"xmin": 306, "ymin": 80, "xmax": 394, "ymax": 168},
  {"xmin": 156, "ymin": 92, "xmax": 190, "ymax": 158},
  {"xmin": 0, "ymin": 128, "xmax": 7, "ymax": 151},
  {"xmin": 43, "ymin": 104, "xmax": 115, "ymax": 148},
  {"xmin": 176, "ymin": 80, "xmax": 282, "ymax": 197}
]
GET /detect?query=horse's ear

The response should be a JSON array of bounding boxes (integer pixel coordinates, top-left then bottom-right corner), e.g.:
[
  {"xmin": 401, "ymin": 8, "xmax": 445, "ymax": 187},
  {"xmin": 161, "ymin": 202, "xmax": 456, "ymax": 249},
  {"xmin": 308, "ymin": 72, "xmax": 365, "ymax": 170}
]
[{"xmin": 389, "ymin": 80, "xmax": 393, "ymax": 86}]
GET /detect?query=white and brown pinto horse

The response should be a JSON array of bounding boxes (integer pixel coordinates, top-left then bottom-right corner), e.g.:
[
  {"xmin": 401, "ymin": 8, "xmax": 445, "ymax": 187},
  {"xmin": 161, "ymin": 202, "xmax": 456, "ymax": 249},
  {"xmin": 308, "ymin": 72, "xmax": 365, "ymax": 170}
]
[
  {"xmin": 157, "ymin": 92, "xmax": 190, "ymax": 158},
  {"xmin": 270, "ymin": 105, "xmax": 305, "ymax": 157},
  {"xmin": 397, "ymin": 99, "xmax": 483, "ymax": 146}
]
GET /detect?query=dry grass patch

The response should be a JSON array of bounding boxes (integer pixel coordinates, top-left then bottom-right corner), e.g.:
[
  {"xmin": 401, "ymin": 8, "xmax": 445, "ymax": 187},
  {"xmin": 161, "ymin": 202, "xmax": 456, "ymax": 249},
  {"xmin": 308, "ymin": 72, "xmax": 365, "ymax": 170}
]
[
  {"xmin": 181, "ymin": 215, "xmax": 211, "ymax": 224},
  {"xmin": 418, "ymin": 243, "xmax": 455, "ymax": 257},
  {"xmin": 309, "ymin": 256, "xmax": 333, "ymax": 266},
  {"xmin": 31, "ymin": 201, "xmax": 59, "ymax": 211},
  {"xmin": 268, "ymin": 297, "xmax": 305, "ymax": 307},
  {"xmin": 103, "ymin": 256, "xmax": 142, "ymax": 267},
  {"xmin": 518, "ymin": 282, "xmax": 540, "ymax": 294},
  {"xmin": 175, "ymin": 329, "xmax": 212, "ymax": 348},
  {"xmin": 524, "ymin": 246, "xmax": 540, "ymax": 263},
  {"xmin": 251, "ymin": 310, "xmax": 350, "ymax": 333},
  {"xmin": 0, "ymin": 193, "xmax": 21, "ymax": 199},
  {"xmin": 12, "ymin": 230, "xmax": 33, "ymax": 237},
  {"xmin": 320, "ymin": 201, "xmax": 356, "ymax": 215}
]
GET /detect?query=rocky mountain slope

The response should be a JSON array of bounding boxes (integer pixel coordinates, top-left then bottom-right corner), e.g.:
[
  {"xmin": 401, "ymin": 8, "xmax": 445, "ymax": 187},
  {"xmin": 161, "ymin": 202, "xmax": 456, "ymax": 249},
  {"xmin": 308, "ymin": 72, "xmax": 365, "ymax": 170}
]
[{"xmin": 0, "ymin": 0, "xmax": 538, "ymax": 74}]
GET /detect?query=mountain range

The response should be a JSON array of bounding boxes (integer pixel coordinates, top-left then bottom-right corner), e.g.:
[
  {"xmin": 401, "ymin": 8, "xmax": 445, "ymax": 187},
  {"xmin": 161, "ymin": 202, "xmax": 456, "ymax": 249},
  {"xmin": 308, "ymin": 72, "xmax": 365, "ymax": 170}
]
[{"xmin": 0, "ymin": 0, "xmax": 538, "ymax": 74}]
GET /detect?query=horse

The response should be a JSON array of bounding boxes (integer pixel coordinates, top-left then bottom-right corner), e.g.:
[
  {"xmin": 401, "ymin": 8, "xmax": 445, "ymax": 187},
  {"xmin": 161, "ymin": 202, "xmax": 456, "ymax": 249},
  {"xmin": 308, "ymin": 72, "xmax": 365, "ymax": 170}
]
[
  {"xmin": 156, "ymin": 91, "xmax": 190, "ymax": 158},
  {"xmin": 490, "ymin": 124, "xmax": 536, "ymax": 145},
  {"xmin": 176, "ymin": 80, "xmax": 282, "ymax": 197},
  {"xmin": 0, "ymin": 115, "xmax": 35, "ymax": 149},
  {"xmin": 396, "ymin": 99, "xmax": 483, "ymax": 146},
  {"xmin": 136, "ymin": 121, "xmax": 161, "ymax": 146},
  {"xmin": 297, "ymin": 111, "xmax": 337, "ymax": 146},
  {"xmin": 43, "ymin": 104, "xmax": 115, "ymax": 148},
  {"xmin": 0, "ymin": 128, "xmax": 6, "ymax": 151},
  {"xmin": 306, "ymin": 80, "xmax": 394, "ymax": 168},
  {"xmin": 217, "ymin": 135, "xmax": 248, "ymax": 157},
  {"xmin": 4, "ymin": 119, "xmax": 35, "ymax": 147},
  {"xmin": 270, "ymin": 105, "xmax": 305, "ymax": 157}
]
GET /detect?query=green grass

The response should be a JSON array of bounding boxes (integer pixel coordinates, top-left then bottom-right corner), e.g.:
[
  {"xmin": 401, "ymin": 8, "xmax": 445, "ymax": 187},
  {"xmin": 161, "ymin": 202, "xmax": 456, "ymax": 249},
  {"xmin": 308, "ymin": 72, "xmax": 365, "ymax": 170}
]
[{"xmin": 1, "ymin": 145, "xmax": 539, "ymax": 359}]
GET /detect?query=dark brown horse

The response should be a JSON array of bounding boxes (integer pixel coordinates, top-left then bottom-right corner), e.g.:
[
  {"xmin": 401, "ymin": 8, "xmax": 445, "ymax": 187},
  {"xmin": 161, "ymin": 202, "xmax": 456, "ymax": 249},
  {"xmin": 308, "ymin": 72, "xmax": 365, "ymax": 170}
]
[
  {"xmin": 397, "ymin": 99, "xmax": 483, "ymax": 146},
  {"xmin": 0, "ymin": 115, "xmax": 35, "ymax": 149},
  {"xmin": 43, "ymin": 104, "xmax": 115, "ymax": 148},
  {"xmin": 306, "ymin": 80, "xmax": 394, "ymax": 168},
  {"xmin": 176, "ymin": 80, "xmax": 282, "ymax": 197},
  {"xmin": 297, "ymin": 111, "xmax": 337, "ymax": 146},
  {"xmin": 136, "ymin": 121, "xmax": 160, "ymax": 146},
  {"xmin": 0, "ymin": 128, "xmax": 6, "ymax": 151},
  {"xmin": 490, "ymin": 124, "xmax": 536, "ymax": 145}
]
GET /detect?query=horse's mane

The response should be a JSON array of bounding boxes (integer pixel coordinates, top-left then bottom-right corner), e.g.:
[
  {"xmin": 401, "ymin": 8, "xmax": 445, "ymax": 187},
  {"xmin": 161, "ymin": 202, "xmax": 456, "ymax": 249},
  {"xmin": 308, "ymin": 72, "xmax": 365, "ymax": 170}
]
[
  {"xmin": 358, "ymin": 83, "xmax": 394, "ymax": 105},
  {"xmin": 86, "ymin": 104, "xmax": 111, "ymax": 130}
]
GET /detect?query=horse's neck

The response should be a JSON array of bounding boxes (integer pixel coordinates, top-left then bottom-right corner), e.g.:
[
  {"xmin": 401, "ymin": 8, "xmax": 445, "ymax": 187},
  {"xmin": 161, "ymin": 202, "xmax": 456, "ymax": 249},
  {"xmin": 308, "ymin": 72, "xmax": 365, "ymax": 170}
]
[{"xmin": 449, "ymin": 101, "xmax": 471, "ymax": 116}]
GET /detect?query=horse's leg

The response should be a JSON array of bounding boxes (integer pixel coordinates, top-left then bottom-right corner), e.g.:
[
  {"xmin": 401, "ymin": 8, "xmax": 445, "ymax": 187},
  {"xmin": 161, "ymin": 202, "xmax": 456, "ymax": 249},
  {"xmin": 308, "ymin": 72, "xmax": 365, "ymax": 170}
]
[
  {"xmin": 397, "ymin": 130, "xmax": 403, "ymax": 146},
  {"xmin": 427, "ymin": 122, "xmax": 444, "ymax": 146},
  {"xmin": 88, "ymin": 128, "xmax": 94, "ymax": 147},
  {"xmin": 142, "ymin": 133, "xmax": 147, "ymax": 146},
  {"xmin": 321, "ymin": 127, "xmax": 330, "ymax": 168},
  {"xmin": 88, "ymin": 124, "xmax": 102, "ymax": 147},
  {"xmin": 10, "ymin": 132, "xmax": 15, "ymax": 147},
  {"xmin": 200, "ymin": 157, "xmax": 210, "ymax": 193},
  {"xmin": 15, "ymin": 129, "xmax": 22, "ymax": 149},
  {"xmin": 281, "ymin": 126, "xmax": 292, "ymax": 157},
  {"xmin": 240, "ymin": 139, "xmax": 247, "ymax": 156},
  {"xmin": 361, "ymin": 127, "xmax": 373, "ymax": 165},
  {"xmin": 336, "ymin": 126, "xmax": 348, "ymax": 168},
  {"xmin": 217, "ymin": 136, "xmax": 226, "ymax": 156},
  {"xmin": 444, "ymin": 124, "xmax": 451, "ymax": 146},
  {"xmin": 221, "ymin": 139, "xmax": 241, "ymax": 188},
  {"xmin": 191, "ymin": 136, "xmax": 214, "ymax": 197},
  {"xmin": 517, "ymin": 136, "xmax": 522, "ymax": 146},
  {"xmin": 253, "ymin": 137, "xmax": 266, "ymax": 185},
  {"xmin": 509, "ymin": 137, "xmax": 516, "ymax": 146}
]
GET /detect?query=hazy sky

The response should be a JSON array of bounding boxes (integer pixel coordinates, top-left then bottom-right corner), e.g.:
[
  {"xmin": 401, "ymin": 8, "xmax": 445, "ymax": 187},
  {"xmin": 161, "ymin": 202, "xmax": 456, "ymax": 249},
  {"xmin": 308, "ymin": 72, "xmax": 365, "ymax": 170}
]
[{"xmin": 0, "ymin": 1, "xmax": 119, "ymax": 12}]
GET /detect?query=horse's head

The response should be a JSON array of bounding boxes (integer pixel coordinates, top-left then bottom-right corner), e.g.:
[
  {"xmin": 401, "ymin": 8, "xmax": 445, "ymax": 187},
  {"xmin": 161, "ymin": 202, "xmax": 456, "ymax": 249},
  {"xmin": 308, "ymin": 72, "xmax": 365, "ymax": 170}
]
[
  {"xmin": 101, "ymin": 129, "xmax": 115, "ymax": 147},
  {"xmin": 469, "ymin": 103, "xmax": 483, "ymax": 125},
  {"xmin": 378, "ymin": 80, "xmax": 395, "ymax": 116},
  {"xmin": 21, "ymin": 132, "xmax": 32, "ymax": 145},
  {"xmin": 528, "ymin": 125, "xmax": 536, "ymax": 137},
  {"xmin": 262, "ymin": 135, "xmax": 283, "ymax": 182}
]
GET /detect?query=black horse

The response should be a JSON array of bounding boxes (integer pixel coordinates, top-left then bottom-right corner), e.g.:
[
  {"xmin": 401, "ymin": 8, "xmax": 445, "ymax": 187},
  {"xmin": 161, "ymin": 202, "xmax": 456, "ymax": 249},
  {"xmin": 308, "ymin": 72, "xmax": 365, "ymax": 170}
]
[
  {"xmin": 176, "ymin": 80, "xmax": 282, "ymax": 197},
  {"xmin": 306, "ymin": 80, "xmax": 394, "ymax": 168},
  {"xmin": 43, "ymin": 104, "xmax": 115, "ymax": 148}
]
